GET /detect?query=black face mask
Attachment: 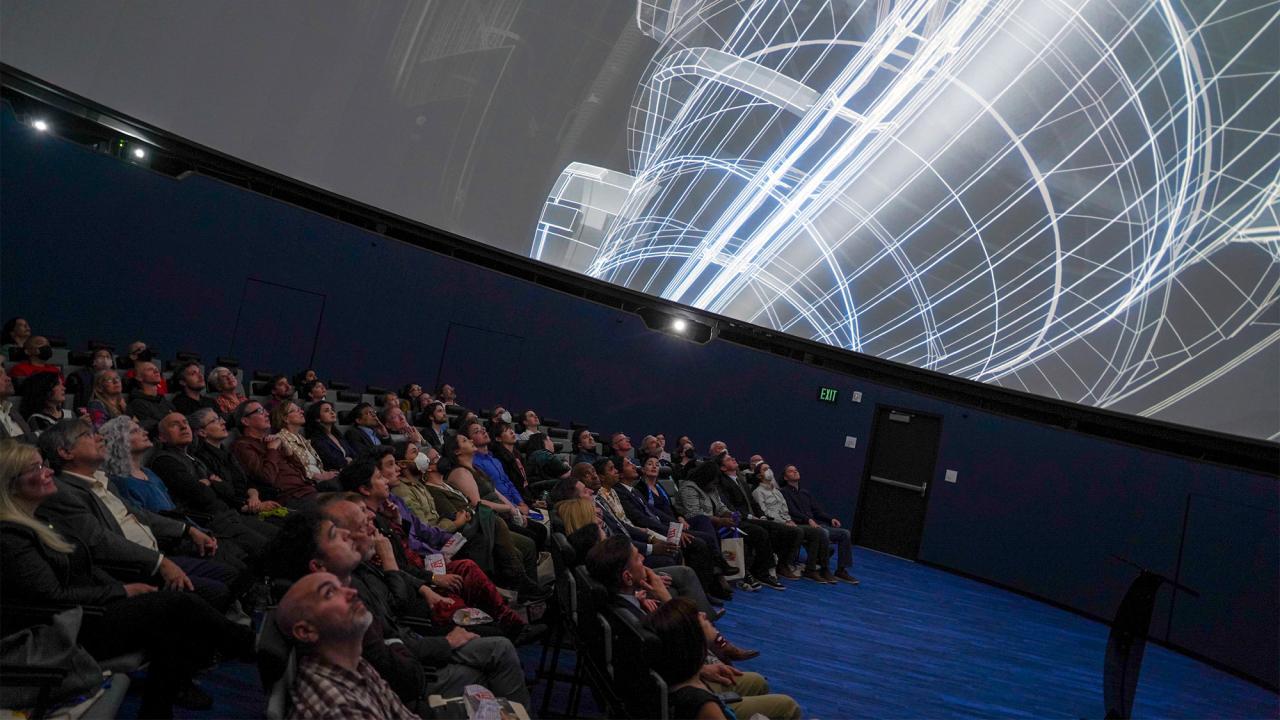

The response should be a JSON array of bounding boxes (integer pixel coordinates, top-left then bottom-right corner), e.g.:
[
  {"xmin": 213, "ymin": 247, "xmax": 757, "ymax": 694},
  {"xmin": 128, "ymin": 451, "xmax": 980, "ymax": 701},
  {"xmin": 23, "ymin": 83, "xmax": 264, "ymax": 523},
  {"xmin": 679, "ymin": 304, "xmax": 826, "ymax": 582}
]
[
  {"xmin": 133, "ymin": 349, "xmax": 154, "ymax": 362},
  {"xmin": 36, "ymin": 346, "xmax": 53, "ymax": 361}
]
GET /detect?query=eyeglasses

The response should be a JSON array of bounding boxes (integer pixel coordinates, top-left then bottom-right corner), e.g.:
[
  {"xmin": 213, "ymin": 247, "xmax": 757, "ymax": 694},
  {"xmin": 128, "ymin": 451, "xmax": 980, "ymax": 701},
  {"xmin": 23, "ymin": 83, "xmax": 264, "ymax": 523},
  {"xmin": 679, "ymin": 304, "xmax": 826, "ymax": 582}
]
[
  {"xmin": 246, "ymin": 406, "xmax": 268, "ymax": 417},
  {"xmin": 24, "ymin": 461, "xmax": 47, "ymax": 474},
  {"xmin": 202, "ymin": 417, "xmax": 226, "ymax": 428}
]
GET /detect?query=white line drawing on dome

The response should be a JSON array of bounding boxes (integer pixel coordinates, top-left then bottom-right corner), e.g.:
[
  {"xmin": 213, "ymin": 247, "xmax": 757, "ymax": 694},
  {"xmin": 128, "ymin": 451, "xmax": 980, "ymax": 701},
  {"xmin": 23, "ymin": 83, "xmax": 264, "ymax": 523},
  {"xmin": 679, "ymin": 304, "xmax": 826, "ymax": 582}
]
[{"xmin": 533, "ymin": 0, "xmax": 1280, "ymax": 439}]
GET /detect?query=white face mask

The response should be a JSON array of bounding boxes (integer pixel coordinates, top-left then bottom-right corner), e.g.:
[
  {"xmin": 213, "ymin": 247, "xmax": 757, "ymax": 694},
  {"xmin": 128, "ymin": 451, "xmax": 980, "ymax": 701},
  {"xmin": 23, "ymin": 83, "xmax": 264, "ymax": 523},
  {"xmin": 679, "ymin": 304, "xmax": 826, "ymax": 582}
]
[
  {"xmin": 92, "ymin": 356, "xmax": 113, "ymax": 370},
  {"xmin": 413, "ymin": 452, "xmax": 431, "ymax": 473},
  {"xmin": 763, "ymin": 469, "xmax": 775, "ymax": 483},
  {"xmin": 499, "ymin": 411, "xmax": 512, "ymax": 423}
]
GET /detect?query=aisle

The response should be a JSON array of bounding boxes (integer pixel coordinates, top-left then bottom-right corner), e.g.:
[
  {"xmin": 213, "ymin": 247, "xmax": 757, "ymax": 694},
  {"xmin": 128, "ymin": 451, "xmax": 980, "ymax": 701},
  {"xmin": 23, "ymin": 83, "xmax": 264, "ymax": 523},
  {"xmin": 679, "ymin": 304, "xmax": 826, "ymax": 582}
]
[{"xmin": 710, "ymin": 549, "xmax": 1277, "ymax": 718}]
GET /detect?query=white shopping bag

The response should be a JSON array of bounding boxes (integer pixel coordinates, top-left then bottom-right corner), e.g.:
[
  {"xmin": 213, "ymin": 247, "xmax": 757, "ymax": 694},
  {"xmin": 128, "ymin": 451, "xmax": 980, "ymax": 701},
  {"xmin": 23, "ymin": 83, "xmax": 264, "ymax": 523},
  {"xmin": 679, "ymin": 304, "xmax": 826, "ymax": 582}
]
[{"xmin": 720, "ymin": 535, "xmax": 746, "ymax": 581}]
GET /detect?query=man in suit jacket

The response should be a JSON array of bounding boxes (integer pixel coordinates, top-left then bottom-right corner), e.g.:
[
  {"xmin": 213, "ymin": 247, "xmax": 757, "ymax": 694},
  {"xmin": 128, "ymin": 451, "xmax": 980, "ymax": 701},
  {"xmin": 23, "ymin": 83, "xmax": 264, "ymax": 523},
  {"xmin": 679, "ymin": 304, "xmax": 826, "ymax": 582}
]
[
  {"xmin": 0, "ymin": 366, "xmax": 36, "ymax": 443},
  {"xmin": 343, "ymin": 402, "xmax": 387, "ymax": 454},
  {"xmin": 716, "ymin": 451, "xmax": 803, "ymax": 583},
  {"xmin": 35, "ymin": 420, "xmax": 241, "ymax": 610}
]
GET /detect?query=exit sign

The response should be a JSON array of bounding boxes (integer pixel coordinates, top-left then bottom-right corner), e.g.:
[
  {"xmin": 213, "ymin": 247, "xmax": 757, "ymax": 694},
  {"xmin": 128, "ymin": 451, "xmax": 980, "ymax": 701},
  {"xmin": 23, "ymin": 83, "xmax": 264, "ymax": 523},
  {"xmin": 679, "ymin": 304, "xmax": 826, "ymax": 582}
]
[{"xmin": 817, "ymin": 387, "xmax": 839, "ymax": 403}]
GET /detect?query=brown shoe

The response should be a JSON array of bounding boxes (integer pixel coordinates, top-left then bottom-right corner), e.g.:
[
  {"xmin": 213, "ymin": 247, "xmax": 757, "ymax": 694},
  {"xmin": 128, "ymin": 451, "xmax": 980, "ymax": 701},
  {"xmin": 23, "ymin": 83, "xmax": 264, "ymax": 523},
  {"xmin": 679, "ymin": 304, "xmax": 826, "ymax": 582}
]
[
  {"xmin": 801, "ymin": 569, "xmax": 826, "ymax": 583},
  {"xmin": 712, "ymin": 634, "xmax": 761, "ymax": 664},
  {"xmin": 834, "ymin": 569, "xmax": 861, "ymax": 585},
  {"xmin": 820, "ymin": 568, "xmax": 838, "ymax": 584}
]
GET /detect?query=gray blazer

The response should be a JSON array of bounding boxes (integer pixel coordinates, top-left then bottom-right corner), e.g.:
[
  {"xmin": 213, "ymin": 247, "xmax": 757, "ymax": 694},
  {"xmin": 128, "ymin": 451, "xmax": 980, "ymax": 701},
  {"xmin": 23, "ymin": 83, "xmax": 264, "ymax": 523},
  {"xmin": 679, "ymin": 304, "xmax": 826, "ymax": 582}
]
[{"xmin": 37, "ymin": 471, "xmax": 187, "ymax": 577}]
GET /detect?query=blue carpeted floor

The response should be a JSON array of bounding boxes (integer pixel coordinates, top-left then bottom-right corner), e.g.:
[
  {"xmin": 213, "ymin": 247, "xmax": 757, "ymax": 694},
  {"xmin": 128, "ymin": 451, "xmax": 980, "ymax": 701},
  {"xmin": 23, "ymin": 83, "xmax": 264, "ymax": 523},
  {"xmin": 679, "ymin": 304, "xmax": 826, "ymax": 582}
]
[{"xmin": 119, "ymin": 549, "xmax": 1277, "ymax": 718}]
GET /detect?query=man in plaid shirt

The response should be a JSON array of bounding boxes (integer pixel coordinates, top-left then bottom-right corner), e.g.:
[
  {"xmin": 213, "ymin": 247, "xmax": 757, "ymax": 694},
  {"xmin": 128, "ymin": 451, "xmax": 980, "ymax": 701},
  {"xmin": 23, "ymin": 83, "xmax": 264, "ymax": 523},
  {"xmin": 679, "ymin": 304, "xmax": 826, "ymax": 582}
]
[{"xmin": 276, "ymin": 571, "xmax": 419, "ymax": 719}]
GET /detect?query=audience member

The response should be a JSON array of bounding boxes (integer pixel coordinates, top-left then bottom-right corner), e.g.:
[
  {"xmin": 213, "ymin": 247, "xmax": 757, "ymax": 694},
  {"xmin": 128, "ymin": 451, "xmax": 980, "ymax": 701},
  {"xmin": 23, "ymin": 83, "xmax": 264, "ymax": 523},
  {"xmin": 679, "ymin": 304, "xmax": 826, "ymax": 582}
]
[
  {"xmin": 65, "ymin": 348, "xmax": 113, "ymax": 410},
  {"xmin": 293, "ymin": 369, "xmax": 319, "ymax": 389},
  {"xmin": 188, "ymin": 407, "xmax": 282, "ymax": 514},
  {"xmin": 305, "ymin": 400, "xmax": 356, "ymax": 471},
  {"xmin": 100, "ymin": 416, "xmax": 181, "ymax": 514},
  {"xmin": 644, "ymin": 597, "xmax": 800, "ymax": 720},
  {"xmin": 35, "ymin": 420, "xmax": 240, "ymax": 611},
  {"xmin": 208, "ymin": 366, "xmax": 248, "ymax": 416},
  {"xmin": 491, "ymin": 421, "xmax": 535, "ymax": 503},
  {"xmin": 170, "ymin": 360, "xmax": 220, "ymax": 416},
  {"xmin": 524, "ymin": 432, "xmax": 570, "ymax": 488},
  {"xmin": 716, "ymin": 451, "xmax": 803, "ymax": 582},
  {"xmin": 419, "ymin": 401, "xmax": 449, "ymax": 450},
  {"xmin": 272, "ymin": 400, "xmax": 340, "ymax": 484},
  {"xmin": 1, "ymin": 316, "xmax": 31, "ymax": 346},
  {"xmin": 264, "ymin": 374, "xmax": 295, "ymax": 412},
  {"xmin": 515, "ymin": 409, "xmax": 540, "ymax": 444},
  {"xmin": 0, "ymin": 367, "xmax": 36, "ymax": 443},
  {"xmin": 121, "ymin": 341, "xmax": 166, "ymax": 394},
  {"xmin": 0, "ymin": 440, "xmax": 253, "ymax": 717},
  {"xmin": 572, "ymin": 427, "xmax": 600, "ymax": 466},
  {"xmin": 275, "ymin": 571, "xmax": 419, "ymax": 719},
  {"xmin": 343, "ymin": 402, "xmax": 387, "ymax": 454},
  {"xmin": 8, "ymin": 336, "xmax": 62, "ymax": 381},
  {"xmin": 780, "ymin": 464, "xmax": 858, "ymax": 584},
  {"xmin": 19, "ymin": 373, "xmax": 73, "ymax": 433},
  {"xmin": 390, "ymin": 442, "xmax": 444, "ymax": 527},
  {"xmin": 465, "ymin": 421, "xmax": 543, "ymax": 548},
  {"xmin": 85, "ymin": 369, "xmax": 127, "ymax": 429},
  {"xmin": 753, "ymin": 462, "xmax": 833, "ymax": 583},
  {"xmin": 400, "ymin": 383, "xmax": 424, "ymax": 412},
  {"xmin": 301, "ymin": 380, "xmax": 328, "ymax": 404},
  {"xmin": 439, "ymin": 432, "xmax": 540, "ymax": 595},
  {"xmin": 381, "ymin": 406, "xmax": 424, "ymax": 446},
  {"xmin": 326, "ymin": 490, "xmax": 538, "ymax": 643},
  {"xmin": 377, "ymin": 392, "xmax": 401, "ymax": 413},
  {"xmin": 148, "ymin": 412, "xmax": 277, "ymax": 558},
  {"xmin": 436, "ymin": 383, "xmax": 458, "ymax": 406},
  {"xmin": 124, "ymin": 360, "xmax": 176, "ymax": 433},
  {"xmin": 269, "ymin": 506, "xmax": 531, "ymax": 708},
  {"xmin": 607, "ymin": 431, "xmax": 634, "ymax": 459},
  {"xmin": 232, "ymin": 399, "xmax": 318, "ymax": 505},
  {"xmin": 680, "ymin": 460, "xmax": 774, "ymax": 591}
]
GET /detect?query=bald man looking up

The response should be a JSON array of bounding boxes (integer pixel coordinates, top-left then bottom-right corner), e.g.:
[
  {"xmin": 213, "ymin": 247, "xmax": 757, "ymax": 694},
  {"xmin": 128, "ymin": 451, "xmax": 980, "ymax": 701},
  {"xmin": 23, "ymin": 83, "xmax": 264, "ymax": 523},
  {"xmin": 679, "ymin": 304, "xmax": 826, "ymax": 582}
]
[{"xmin": 276, "ymin": 572, "xmax": 417, "ymax": 720}]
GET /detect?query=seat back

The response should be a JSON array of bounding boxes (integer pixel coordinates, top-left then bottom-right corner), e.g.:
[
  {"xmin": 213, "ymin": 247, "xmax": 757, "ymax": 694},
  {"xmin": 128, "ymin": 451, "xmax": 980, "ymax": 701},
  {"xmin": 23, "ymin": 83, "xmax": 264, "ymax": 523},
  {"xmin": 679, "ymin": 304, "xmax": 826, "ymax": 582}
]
[
  {"xmin": 549, "ymin": 533, "xmax": 578, "ymax": 627},
  {"xmin": 605, "ymin": 606, "xmax": 668, "ymax": 720},
  {"xmin": 256, "ymin": 607, "xmax": 295, "ymax": 718}
]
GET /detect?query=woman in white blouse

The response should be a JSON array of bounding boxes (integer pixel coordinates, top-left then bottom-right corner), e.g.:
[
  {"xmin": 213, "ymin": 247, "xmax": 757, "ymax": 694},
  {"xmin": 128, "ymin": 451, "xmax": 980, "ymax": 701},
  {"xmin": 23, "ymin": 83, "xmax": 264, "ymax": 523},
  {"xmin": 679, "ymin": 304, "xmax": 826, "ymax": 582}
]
[
  {"xmin": 270, "ymin": 400, "xmax": 338, "ymax": 484},
  {"xmin": 751, "ymin": 462, "xmax": 833, "ymax": 583}
]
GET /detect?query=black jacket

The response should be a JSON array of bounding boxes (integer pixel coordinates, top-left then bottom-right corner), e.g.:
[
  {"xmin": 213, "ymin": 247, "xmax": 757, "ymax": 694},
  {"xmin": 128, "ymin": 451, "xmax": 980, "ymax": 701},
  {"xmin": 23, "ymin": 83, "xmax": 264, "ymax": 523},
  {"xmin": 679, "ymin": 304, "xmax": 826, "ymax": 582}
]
[
  {"xmin": 190, "ymin": 440, "xmax": 261, "ymax": 503},
  {"xmin": 148, "ymin": 445, "xmax": 236, "ymax": 515},
  {"xmin": 0, "ymin": 520, "xmax": 126, "ymax": 613},
  {"xmin": 718, "ymin": 473, "xmax": 764, "ymax": 518},
  {"xmin": 124, "ymin": 389, "xmax": 175, "ymax": 432}
]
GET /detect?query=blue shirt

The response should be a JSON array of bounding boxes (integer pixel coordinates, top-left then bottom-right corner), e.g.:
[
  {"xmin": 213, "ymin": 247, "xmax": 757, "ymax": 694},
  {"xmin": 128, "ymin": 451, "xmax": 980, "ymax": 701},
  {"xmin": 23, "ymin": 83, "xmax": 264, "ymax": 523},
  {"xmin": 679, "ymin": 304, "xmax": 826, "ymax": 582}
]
[
  {"xmin": 473, "ymin": 450, "xmax": 524, "ymax": 506},
  {"xmin": 110, "ymin": 468, "xmax": 177, "ymax": 513},
  {"xmin": 386, "ymin": 494, "xmax": 452, "ymax": 555},
  {"xmin": 360, "ymin": 426, "xmax": 381, "ymax": 446}
]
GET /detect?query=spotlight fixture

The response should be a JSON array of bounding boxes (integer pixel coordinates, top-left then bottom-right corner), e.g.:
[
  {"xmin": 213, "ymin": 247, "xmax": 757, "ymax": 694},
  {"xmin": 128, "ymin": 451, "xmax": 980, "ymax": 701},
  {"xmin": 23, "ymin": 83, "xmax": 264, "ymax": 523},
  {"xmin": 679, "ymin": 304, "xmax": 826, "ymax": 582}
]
[
  {"xmin": 31, "ymin": 119, "xmax": 48, "ymax": 132},
  {"xmin": 132, "ymin": 147, "xmax": 147, "ymax": 159},
  {"xmin": 637, "ymin": 307, "xmax": 715, "ymax": 344}
]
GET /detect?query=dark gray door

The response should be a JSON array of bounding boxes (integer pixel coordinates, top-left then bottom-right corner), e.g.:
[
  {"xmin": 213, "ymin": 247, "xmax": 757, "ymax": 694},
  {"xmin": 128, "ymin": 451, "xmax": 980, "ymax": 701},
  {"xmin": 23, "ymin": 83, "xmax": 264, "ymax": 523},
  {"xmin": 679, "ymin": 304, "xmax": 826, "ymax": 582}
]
[{"xmin": 855, "ymin": 407, "xmax": 942, "ymax": 560}]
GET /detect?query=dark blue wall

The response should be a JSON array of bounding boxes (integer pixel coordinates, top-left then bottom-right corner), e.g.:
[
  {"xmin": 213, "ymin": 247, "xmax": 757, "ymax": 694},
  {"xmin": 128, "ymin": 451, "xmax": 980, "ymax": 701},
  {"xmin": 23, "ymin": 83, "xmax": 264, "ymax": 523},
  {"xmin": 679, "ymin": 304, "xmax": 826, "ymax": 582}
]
[{"xmin": 3, "ymin": 111, "xmax": 1276, "ymax": 687}]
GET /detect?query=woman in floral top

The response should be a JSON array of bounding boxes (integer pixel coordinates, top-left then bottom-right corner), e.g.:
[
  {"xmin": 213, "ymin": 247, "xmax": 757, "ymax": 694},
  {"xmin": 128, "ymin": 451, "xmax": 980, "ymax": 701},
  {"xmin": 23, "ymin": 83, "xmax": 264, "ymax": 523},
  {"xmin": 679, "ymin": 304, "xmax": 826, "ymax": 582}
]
[{"xmin": 270, "ymin": 400, "xmax": 338, "ymax": 484}]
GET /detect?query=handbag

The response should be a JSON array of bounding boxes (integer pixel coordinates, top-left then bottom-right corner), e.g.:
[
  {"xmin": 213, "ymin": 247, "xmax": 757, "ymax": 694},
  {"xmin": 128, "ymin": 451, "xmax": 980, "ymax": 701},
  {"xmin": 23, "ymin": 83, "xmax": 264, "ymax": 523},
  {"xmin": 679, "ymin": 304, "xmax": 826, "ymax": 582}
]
[
  {"xmin": 718, "ymin": 533, "xmax": 747, "ymax": 581},
  {"xmin": 0, "ymin": 607, "xmax": 104, "ymax": 710}
]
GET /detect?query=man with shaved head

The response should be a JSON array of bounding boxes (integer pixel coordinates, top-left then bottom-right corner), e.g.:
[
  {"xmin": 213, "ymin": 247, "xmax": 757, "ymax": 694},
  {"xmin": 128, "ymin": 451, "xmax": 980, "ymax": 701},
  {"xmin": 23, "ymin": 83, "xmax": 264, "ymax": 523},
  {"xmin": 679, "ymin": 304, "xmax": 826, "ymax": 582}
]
[{"xmin": 276, "ymin": 571, "xmax": 417, "ymax": 719}]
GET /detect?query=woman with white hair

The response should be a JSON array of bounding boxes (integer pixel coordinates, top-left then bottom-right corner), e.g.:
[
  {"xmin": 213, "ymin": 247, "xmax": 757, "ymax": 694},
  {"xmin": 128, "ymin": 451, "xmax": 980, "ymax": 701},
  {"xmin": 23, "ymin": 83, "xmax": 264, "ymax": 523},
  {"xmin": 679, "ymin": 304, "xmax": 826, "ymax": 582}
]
[
  {"xmin": 207, "ymin": 366, "xmax": 246, "ymax": 417},
  {"xmin": 99, "ymin": 415, "xmax": 179, "ymax": 513},
  {"xmin": 0, "ymin": 439, "xmax": 252, "ymax": 716}
]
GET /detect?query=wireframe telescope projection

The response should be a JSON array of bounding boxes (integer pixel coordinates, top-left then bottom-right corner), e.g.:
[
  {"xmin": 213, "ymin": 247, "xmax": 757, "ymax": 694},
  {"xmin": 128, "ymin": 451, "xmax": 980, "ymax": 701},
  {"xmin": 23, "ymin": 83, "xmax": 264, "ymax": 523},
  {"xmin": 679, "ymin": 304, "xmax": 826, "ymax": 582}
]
[{"xmin": 533, "ymin": 0, "xmax": 1280, "ymax": 438}]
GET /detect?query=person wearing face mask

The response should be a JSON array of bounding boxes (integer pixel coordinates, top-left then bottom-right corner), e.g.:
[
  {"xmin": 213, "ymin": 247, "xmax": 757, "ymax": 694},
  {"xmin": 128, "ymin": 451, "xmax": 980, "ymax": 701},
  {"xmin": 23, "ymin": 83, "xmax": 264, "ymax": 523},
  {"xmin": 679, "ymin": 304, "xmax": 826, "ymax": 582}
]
[
  {"xmin": 66, "ymin": 348, "xmax": 113, "ymax": 410},
  {"xmin": 122, "ymin": 341, "xmax": 167, "ymax": 395},
  {"xmin": 751, "ymin": 462, "xmax": 833, "ymax": 584},
  {"xmin": 8, "ymin": 336, "xmax": 62, "ymax": 381}
]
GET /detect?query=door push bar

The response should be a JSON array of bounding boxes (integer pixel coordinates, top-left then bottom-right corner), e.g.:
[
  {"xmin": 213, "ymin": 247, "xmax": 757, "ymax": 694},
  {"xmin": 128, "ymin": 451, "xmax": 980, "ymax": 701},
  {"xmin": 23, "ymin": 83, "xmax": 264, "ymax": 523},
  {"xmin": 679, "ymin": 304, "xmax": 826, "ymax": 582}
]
[{"xmin": 869, "ymin": 475, "xmax": 927, "ymax": 497}]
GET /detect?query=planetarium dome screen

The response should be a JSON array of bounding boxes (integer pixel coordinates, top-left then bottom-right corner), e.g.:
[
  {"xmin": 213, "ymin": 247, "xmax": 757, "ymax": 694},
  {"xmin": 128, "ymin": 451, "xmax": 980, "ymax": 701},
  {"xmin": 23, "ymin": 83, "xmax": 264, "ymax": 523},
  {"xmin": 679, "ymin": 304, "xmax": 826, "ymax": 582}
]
[{"xmin": 3, "ymin": 0, "xmax": 1276, "ymax": 440}]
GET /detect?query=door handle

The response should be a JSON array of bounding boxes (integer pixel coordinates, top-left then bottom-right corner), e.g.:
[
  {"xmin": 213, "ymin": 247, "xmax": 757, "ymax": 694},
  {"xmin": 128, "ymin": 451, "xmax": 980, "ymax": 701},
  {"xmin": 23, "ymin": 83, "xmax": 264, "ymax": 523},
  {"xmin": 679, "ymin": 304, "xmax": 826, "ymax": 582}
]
[{"xmin": 869, "ymin": 475, "xmax": 928, "ymax": 497}]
